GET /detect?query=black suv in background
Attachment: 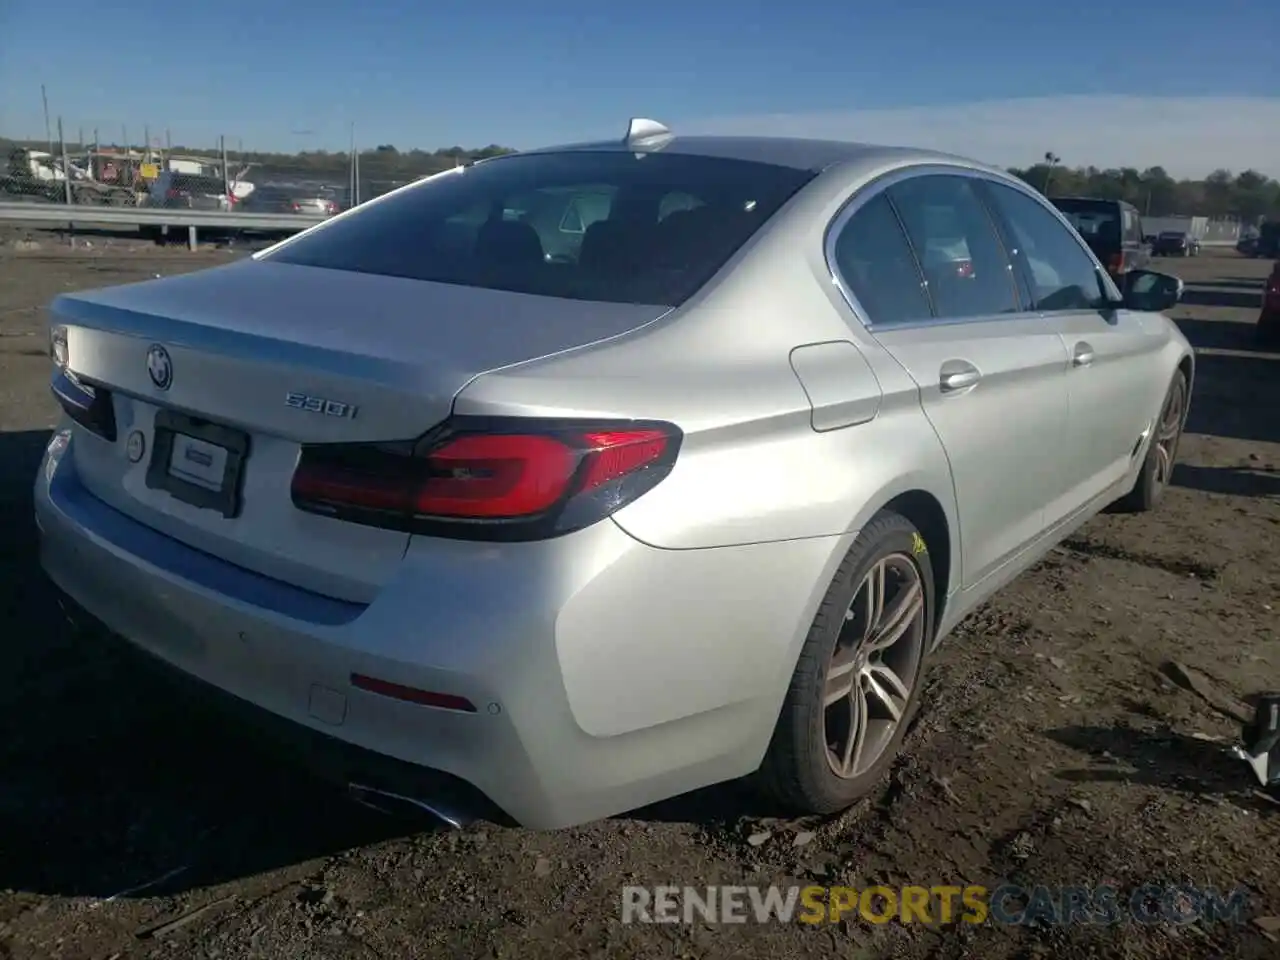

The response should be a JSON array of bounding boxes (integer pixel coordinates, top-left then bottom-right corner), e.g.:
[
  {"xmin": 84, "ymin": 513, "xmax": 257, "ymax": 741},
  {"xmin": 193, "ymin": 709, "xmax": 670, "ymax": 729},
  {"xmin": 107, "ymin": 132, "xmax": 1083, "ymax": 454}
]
[
  {"xmin": 1256, "ymin": 221, "xmax": 1280, "ymax": 259},
  {"xmin": 1049, "ymin": 196, "xmax": 1149, "ymax": 278}
]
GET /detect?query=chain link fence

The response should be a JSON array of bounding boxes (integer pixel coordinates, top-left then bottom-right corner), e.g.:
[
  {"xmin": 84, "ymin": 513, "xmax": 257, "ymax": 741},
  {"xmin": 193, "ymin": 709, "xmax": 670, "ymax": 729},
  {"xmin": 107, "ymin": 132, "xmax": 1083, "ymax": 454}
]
[
  {"xmin": 1, "ymin": 118, "xmax": 486, "ymax": 227},
  {"xmin": 0, "ymin": 131, "xmax": 370, "ymax": 224}
]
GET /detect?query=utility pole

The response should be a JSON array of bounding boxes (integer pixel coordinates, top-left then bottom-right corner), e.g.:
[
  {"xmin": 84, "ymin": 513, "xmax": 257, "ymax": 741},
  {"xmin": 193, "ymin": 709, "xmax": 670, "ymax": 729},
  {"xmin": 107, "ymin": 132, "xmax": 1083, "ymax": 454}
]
[
  {"xmin": 1043, "ymin": 151, "xmax": 1061, "ymax": 196},
  {"xmin": 349, "ymin": 122, "xmax": 357, "ymax": 208},
  {"xmin": 41, "ymin": 84, "xmax": 53, "ymax": 155},
  {"xmin": 220, "ymin": 135, "xmax": 230, "ymax": 204},
  {"xmin": 57, "ymin": 117, "xmax": 73, "ymax": 207}
]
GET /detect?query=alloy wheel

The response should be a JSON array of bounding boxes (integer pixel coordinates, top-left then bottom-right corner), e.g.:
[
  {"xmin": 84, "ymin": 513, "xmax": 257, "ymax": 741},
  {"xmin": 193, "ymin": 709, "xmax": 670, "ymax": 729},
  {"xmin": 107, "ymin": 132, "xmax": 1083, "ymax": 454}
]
[
  {"xmin": 823, "ymin": 554, "xmax": 927, "ymax": 779},
  {"xmin": 1153, "ymin": 378, "xmax": 1186, "ymax": 488}
]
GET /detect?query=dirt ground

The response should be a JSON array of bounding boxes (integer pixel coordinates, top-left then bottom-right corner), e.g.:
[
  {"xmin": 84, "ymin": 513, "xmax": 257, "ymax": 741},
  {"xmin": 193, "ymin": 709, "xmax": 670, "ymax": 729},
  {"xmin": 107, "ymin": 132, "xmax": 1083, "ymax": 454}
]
[{"xmin": 0, "ymin": 227, "xmax": 1277, "ymax": 960}]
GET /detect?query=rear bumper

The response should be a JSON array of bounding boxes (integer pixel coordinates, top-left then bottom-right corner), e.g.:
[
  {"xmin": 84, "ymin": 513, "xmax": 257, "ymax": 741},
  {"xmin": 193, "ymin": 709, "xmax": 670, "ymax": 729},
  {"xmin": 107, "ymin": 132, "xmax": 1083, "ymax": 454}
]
[
  {"xmin": 54, "ymin": 590, "xmax": 498, "ymax": 825},
  {"xmin": 35, "ymin": 428, "xmax": 834, "ymax": 828}
]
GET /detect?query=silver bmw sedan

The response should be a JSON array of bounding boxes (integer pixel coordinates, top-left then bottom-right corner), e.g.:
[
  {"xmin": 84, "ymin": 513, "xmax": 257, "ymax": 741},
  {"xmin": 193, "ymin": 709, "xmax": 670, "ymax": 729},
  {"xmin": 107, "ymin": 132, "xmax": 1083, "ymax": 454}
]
[{"xmin": 34, "ymin": 119, "xmax": 1192, "ymax": 830}]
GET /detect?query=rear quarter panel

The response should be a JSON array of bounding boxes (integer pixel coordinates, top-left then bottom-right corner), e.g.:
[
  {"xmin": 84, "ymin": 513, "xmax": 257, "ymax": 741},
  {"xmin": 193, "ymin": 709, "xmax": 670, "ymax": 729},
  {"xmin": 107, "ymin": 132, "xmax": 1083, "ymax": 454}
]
[
  {"xmin": 452, "ymin": 158, "xmax": 960, "ymax": 569},
  {"xmin": 451, "ymin": 161, "xmax": 965, "ymax": 753}
]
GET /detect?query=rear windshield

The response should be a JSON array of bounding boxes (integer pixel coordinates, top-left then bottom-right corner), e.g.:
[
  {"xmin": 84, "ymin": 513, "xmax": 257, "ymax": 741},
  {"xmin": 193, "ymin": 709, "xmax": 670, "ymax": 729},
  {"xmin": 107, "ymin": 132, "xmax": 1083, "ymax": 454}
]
[
  {"xmin": 1052, "ymin": 200, "xmax": 1121, "ymax": 245},
  {"xmin": 264, "ymin": 150, "xmax": 815, "ymax": 305}
]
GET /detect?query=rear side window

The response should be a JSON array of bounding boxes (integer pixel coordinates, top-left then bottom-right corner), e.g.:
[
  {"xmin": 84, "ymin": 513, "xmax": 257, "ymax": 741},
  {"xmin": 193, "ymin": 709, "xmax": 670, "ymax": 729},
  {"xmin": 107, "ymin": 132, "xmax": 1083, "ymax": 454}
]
[
  {"xmin": 832, "ymin": 193, "xmax": 933, "ymax": 326},
  {"xmin": 887, "ymin": 175, "xmax": 1020, "ymax": 319},
  {"xmin": 265, "ymin": 151, "xmax": 815, "ymax": 306}
]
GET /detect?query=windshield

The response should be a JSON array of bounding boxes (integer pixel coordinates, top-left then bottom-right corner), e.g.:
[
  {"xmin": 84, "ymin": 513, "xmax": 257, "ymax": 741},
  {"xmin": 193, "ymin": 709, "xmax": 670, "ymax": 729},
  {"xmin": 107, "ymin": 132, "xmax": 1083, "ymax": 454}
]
[{"xmin": 263, "ymin": 150, "xmax": 815, "ymax": 306}]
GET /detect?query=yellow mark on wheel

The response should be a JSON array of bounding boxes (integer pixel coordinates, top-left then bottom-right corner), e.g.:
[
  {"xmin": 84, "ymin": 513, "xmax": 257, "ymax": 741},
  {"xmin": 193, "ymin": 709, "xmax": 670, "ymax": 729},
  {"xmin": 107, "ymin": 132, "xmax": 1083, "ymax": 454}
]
[{"xmin": 912, "ymin": 532, "xmax": 928, "ymax": 556}]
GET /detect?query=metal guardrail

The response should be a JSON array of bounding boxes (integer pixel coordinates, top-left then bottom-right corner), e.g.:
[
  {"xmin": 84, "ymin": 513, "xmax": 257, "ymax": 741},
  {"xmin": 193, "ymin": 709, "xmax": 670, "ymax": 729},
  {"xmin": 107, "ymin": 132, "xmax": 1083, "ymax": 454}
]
[
  {"xmin": 0, "ymin": 200, "xmax": 326, "ymax": 231},
  {"xmin": 0, "ymin": 201, "xmax": 1247, "ymax": 254}
]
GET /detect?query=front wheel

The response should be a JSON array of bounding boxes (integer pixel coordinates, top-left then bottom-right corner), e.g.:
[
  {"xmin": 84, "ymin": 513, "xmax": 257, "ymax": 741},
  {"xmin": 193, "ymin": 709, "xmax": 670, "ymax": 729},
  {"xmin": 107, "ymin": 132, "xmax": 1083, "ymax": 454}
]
[
  {"xmin": 758, "ymin": 511, "xmax": 934, "ymax": 815},
  {"xmin": 1112, "ymin": 369, "xmax": 1188, "ymax": 513}
]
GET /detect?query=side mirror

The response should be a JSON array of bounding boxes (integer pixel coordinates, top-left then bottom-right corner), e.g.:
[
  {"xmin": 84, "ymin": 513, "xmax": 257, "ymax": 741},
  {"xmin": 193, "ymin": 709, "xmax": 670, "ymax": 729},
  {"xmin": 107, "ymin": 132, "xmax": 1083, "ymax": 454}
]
[{"xmin": 1121, "ymin": 269, "xmax": 1183, "ymax": 312}]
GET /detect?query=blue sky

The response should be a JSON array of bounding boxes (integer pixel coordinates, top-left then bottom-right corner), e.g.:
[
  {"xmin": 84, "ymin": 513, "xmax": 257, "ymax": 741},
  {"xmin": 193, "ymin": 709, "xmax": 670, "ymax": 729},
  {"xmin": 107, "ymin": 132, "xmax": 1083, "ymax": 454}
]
[{"xmin": 2, "ymin": 0, "xmax": 1278, "ymax": 175}]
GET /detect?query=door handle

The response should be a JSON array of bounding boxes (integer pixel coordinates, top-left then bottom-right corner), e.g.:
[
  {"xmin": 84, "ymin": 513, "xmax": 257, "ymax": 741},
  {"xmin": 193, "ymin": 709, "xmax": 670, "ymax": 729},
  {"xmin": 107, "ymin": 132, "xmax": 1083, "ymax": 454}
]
[
  {"xmin": 939, "ymin": 362, "xmax": 981, "ymax": 393},
  {"xmin": 1072, "ymin": 342, "xmax": 1095, "ymax": 367}
]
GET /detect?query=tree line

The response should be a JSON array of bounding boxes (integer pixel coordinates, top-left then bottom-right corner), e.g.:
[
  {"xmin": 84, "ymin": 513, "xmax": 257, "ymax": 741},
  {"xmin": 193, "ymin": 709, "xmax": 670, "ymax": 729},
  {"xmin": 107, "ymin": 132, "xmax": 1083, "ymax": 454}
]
[{"xmin": 1008, "ymin": 161, "xmax": 1279, "ymax": 223}]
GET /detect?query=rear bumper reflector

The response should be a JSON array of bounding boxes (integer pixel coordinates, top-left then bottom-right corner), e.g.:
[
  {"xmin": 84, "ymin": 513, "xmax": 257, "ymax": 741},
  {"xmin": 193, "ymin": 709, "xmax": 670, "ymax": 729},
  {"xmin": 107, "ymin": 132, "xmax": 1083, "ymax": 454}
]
[{"xmin": 350, "ymin": 673, "xmax": 477, "ymax": 713}]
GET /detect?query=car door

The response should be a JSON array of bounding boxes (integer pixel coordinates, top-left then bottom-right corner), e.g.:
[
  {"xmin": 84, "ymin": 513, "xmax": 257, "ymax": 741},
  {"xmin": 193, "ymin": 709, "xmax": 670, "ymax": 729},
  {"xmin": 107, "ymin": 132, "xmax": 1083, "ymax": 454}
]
[
  {"xmin": 980, "ymin": 180, "xmax": 1165, "ymax": 519},
  {"xmin": 830, "ymin": 173, "xmax": 1070, "ymax": 590}
]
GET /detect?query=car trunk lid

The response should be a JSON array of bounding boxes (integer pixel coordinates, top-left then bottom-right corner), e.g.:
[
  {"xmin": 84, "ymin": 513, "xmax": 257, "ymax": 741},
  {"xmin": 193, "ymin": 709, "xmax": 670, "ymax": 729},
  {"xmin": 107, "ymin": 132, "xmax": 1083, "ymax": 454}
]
[{"xmin": 51, "ymin": 258, "xmax": 669, "ymax": 601}]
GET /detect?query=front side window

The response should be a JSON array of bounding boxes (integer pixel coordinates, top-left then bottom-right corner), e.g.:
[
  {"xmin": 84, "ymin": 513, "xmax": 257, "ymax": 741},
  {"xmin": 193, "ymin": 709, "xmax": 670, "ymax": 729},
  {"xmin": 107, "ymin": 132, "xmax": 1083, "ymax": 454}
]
[
  {"xmin": 831, "ymin": 193, "xmax": 933, "ymax": 326},
  {"xmin": 984, "ymin": 183, "xmax": 1108, "ymax": 312},
  {"xmin": 887, "ymin": 175, "xmax": 1020, "ymax": 319},
  {"xmin": 265, "ymin": 151, "xmax": 815, "ymax": 306}
]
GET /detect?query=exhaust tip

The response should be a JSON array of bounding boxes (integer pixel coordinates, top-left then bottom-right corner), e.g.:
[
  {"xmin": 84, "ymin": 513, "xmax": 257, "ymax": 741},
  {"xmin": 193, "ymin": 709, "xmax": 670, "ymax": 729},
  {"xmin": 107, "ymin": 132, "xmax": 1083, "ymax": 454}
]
[{"xmin": 347, "ymin": 782, "xmax": 470, "ymax": 830}]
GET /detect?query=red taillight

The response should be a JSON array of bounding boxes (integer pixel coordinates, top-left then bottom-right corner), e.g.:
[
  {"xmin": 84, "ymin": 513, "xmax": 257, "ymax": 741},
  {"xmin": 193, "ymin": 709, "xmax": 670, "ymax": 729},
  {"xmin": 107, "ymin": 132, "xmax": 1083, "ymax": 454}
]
[
  {"xmin": 350, "ymin": 674, "xmax": 476, "ymax": 712},
  {"xmin": 291, "ymin": 202, "xmax": 301, "ymax": 212},
  {"xmin": 290, "ymin": 418, "xmax": 681, "ymax": 540},
  {"xmin": 1109, "ymin": 253, "xmax": 1125, "ymax": 273}
]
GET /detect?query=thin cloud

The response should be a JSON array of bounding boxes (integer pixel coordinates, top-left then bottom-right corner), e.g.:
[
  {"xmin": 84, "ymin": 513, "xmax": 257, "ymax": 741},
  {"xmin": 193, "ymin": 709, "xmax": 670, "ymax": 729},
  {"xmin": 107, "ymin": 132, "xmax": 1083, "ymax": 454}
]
[{"xmin": 686, "ymin": 95, "xmax": 1280, "ymax": 179}]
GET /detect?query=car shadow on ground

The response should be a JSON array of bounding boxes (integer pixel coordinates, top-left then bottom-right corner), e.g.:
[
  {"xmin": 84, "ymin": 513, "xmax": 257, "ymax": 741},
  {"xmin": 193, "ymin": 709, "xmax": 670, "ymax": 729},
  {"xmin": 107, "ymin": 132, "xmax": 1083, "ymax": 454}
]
[
  {"xmin": 1218, "ymin": 276, "xmax": 1271, "ymax": 286},
  {"xmin": 1181, "ymin": 351, "xmax": 1280, "ymax": 446},
  {"xmin": 1177, "ymin": 288, "xmax": 1263, "ymax": 311},
  {"xmin": 1167, "ymin": 313, "xmax": 1280, "ymax": 446},
  {"xmin": 1173, "ymin": 317, "xmax": 1266, "ymax": 353},
  {"xmin": 1173, "ymin": 463, "xmax": 1280, "ymax": 498},
  {"xmin": 1043, "ymin": 725, "xmax": 1280, "ymax": 817},
  {"xmin": 1198, "ymin": 279, "xmax": 1267, "ymax": 291},
  {"xmin": 0, "ymin": 428, "xmax": 432, "ymax": 900}
]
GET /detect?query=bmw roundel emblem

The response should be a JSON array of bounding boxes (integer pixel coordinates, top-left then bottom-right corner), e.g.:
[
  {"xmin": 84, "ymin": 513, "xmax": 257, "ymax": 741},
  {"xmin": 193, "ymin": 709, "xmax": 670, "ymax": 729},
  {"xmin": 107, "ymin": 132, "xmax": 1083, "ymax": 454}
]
[{"xmin": 146, "ymin": 344, "xmax": 172, "ymax": 390}]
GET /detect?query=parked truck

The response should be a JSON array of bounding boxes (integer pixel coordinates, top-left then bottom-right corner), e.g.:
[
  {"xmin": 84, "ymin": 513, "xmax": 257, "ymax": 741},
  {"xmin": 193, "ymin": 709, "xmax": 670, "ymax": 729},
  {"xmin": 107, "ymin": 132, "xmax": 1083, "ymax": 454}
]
[{"xmin": 0, "ymin": 146, "xmax": 137, "ymax": 205}]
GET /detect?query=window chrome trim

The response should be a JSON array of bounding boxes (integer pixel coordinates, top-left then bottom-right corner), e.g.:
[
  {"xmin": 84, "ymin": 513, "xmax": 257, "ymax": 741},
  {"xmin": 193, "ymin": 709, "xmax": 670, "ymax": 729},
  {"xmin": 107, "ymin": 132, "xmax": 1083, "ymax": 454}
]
[{"xmin": 822, "ymin": 162, "xmax": 1120, "ymax": 332}]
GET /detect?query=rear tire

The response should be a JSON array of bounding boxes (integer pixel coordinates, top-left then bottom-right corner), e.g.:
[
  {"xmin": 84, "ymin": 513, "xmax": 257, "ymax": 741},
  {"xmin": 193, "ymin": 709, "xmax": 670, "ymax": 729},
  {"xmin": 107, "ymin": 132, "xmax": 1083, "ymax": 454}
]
[
  {"xmin": 1113, "ymin": 369, "xmax": 1188, "ymax": 514},
  {"xmin": 758, "ymin": 511, "xmax": 935, "ymax": 815}
]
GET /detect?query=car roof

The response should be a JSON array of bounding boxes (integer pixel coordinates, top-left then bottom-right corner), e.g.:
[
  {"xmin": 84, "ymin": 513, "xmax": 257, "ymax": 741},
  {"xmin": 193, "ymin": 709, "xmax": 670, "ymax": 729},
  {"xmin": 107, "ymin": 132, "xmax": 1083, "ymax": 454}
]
[{"xmin": 512, "ymin": 133, "xmax": 998, "ymax": 175}]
